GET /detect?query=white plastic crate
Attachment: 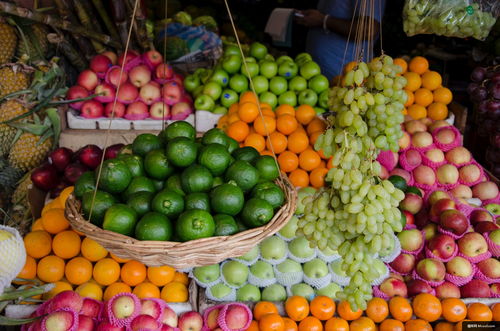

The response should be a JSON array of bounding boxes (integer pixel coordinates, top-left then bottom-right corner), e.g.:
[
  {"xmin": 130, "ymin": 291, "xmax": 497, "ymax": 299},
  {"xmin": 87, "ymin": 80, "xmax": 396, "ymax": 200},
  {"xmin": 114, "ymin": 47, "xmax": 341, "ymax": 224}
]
[{"xmin": 195, "ymin": 110, "xmax": 224, "ymax": 133}]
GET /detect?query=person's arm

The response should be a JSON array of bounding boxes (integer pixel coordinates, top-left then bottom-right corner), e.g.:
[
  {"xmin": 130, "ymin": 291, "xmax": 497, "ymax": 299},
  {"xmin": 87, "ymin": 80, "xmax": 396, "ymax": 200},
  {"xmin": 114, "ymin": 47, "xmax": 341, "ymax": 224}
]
[{"xmin": 295, "ymin": 9, "xmax": 380, "ymax": 40}]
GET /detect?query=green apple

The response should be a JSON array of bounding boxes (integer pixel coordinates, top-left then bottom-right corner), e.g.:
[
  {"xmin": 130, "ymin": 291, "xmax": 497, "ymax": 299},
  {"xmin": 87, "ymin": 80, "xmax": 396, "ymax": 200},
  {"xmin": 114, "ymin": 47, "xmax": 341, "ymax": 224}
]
[
  {"xmin": 276, "ymin": 259, "xmax": 302, "ymax": 273},
  {"xmin": 194, "ymin": 95, "xmax": 215, "ymax": 111},
  {"xmin": 308, "ymin": 74, "xmax": 329, "ymax": 93},
  {"xmin": 183, "ymin": 75, "xmax": 200, "ymax": 92},
  {"xmin": 260, "ymin": 236, "xmax": 287, "ymax": 260},
  {"xmin": 200, "ymin": 69, "xmax": 213, "ymax": 84},
  {"xmin": 203, "ymin": 81, "xmax": 223, "ymax": 100},
  {"xmin": 276, "ymin": 55, "xmax": 294, "ymax": 65},
  {"xmin": 288, "ymin": 236, "xmax": 315, "ymax": 259},
  {"xmin": 245, "ymin": 57, "xmax": 257, "ymax": 63},
  {"xmin": 210, "ymin": 69, "xmax": 230, "ymax": 87},
  {"xmin": 192, "ymin": 85, "xmax": 204, "ymax": 99},
  {"xmin": 298, "ymin": 89, "xmax": 318, "ymax": 106},
  {"xmin": 193, "ymin": 264, "xmax": 220, "ymax": 283},
  {"xmin": 253, "ymin": 76, "xmax": 269, "ymax": 94},
  {"xmin": 290, "ymin": 283, "xmax": 315, "ymax": 300},
  {"xmin": 278, "ymin": 91, "xmax": 297, "ymax": 107},
  {"xmin": 300, "ymin": 61, "xmax": 321, "ymax": 79},
  {"xmin": 208, "ymin": 283, "xmax": 232, "ymax": 299},
  {"xmin": 259, "ymin": 61, "xmax": 278, "ymax": 79},
  {"xmin": 318, "ymin": 90, "xmax": 329, "ymax": 108},
  {"xmin": 490, "ymin": 229, "xmax": 500, "ymax": 245},
  {"xmin": 250, "ymin": 261, "xmax": 274, "ymax": 280},
  {"xmin": 212, "ymin": 106, "xmax": 228, "ymax": 114},
  {"xmin": 250, "ymin": 42, "xmax": 268, "ymax": 60},
  {"xmin": 269, "ymin": 76, "xmax": 288, "ymax": 95},
  {"xmin": 259, "ymin": 92, "xmax": 278, "ymax": 108},
  {"xmin": 222, "ymin": 260, "xmax": 249, "ymax": 287},
  {"xmin": 278, "ymin": 215, "xmax": 298, "ymax": 239},
  {"xmin": 314, "ymin": 107, "xmax": 326, "ymax": 115},
  {"xmin": 263, "ymin": 54, "xmax": 275, "ymax": 62},
  {"xmin": 220, "ymin": 89, "xmax": 239, "ymax": 108},
  {"xmin": 225, "ymin": 45, "xmax": 241, "ymax": 56},
  {"xmin": 295, "ymin": 53, "xmax": 313, "ymax": 66},
  {"xmin": 485, "ymin": 203, "xmax": 500, "ymax": 215},
  {"xmin": 261, "ymin": 284, "xmax": 286, "ymax": 301},
  {"xmin": 289, "ymin": 76, "xmax": 308, "ymax": 92},
  {"xmin": 303, "ymin": 258, "xmax": 329, "ymax": 278},
  {"xmin": 316, "ymin": 283, "xmax": 341, "ymax": 299},
  {"xmin": 239, "ymin": 246, "xmax": 259, "ymax": 262},
  {"xmin": 296, "ymin": 187, "xmax": 317, "ymax": 214},
  {"xmin": 222, "ymin": 55, "xmax": 242, "ymax": 74},
  {"xmin": 236, "ymin": 284, "xmax": 261, "ymax": 302},
  {"xmin": 229, "ymin": 74, "xmax": 249, "ymax": 93},
  {"xmin": 193, "ymin": 68, "xmax": 207, "ymax": 77},
  {"xmin": 278, "ymin": 61, "xmax": 298, "ymax": 79},
  {"xmin": 241, "ymin": 61, "xmax": 260, "ymax": 78}
]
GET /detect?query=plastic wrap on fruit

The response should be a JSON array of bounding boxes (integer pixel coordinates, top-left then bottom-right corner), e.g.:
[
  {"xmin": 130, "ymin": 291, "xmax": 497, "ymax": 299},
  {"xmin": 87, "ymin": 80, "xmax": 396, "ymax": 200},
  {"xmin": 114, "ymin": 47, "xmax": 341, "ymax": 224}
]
[{"xmin": 0, "ymin": 225, "xmax": 26, "ymax": 294}]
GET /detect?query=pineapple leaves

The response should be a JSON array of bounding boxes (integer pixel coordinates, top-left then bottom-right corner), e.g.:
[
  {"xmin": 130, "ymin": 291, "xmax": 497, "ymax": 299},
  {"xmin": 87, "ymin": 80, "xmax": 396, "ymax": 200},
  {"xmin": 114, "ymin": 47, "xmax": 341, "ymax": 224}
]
[
  {"xmin": 44, "ymin": 107, "xmax": 61, "ymax": 145},
  {"xmin": 0, "ymin": 315, "xmax": 40, "ymax": 326}
]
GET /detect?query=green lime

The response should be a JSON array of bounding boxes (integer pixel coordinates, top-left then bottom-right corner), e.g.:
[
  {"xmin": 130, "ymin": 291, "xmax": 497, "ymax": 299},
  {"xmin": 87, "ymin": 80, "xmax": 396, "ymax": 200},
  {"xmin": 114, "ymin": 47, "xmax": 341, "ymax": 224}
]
[
  {"xmin": 406, "ymin": 186, "xmax": 422, "ymax": 197},
  {"xmin": 210, "ymin": 183, "xmax": 244, "ymax": 216},
  {"xmin": 118, "ymin": 144, "xmax": 133, "ymax": 156},
  {"xmin": 126, "ymin": 191, "xmax": 154, "ymax": 217},
  {"xmin": 388, "ymin": 175, "xmax": 407, "ymax": 192},
  {"xmin": 144, "ymin": 149, "xmax": 175, "ymax": 180},
  {"xmin": 102, "ymin": 204, "xmax": 138, "ymax": 236},
  {"xmin": 166, "ymin": 137, "xmax": 198, "ymax": 167},
  {"xmin": 181, "ymin": 164, "xmax": 214, "ymax": 193},
  {"xmin": 151, "ymin": 189, "xmax": 185, "ymax": 218},
  {"xmin": 197, "ymin": 143, "xmax": 231, "ymax": 176},
  {"xmin": 232, "ymin": 146, "xmax": 260, "ymax": 163},
  {"xmin": 212, "ymin": 177, "xmax": 224, "ymax": 188},
  {"xmin": 97, "ymin": 159, "xmax": 132, "ymax": 194},
  {"xmin": 253, "ymin": 155, "xmax": 279, "ymax": 181},
  {"xmin": 225, "ymin": 160, "xmax": 260, "ymax": 192},
  {"xmin": 117, "ymin": 154, "xmax": 144, "ymax": 177},
  {"xmin": 152, "ymin": 179, "xmax": 165, "ymax": 191},
  {"xmin": 160, "ymin": 121, "xmax": 196, "ymax": 142},
  {"xmin": 82, "ymin": 190, "xmax": 116, "ymax": 226},
  {"xmin": 226, "ymin": 137, "xmax": 239, "ymax": 154},
  {"xmin": 201, "ymin": 128, "xmax": 229, "ymax": 147},
  {"xmin": 185, "ymin": 192, "xmax": 211, "ymax": 212},
  {"xmin": 165, "ymin": 174, "xmax": 185, "ymax": 196},
  {"xmin": 176, "ymin": 209, "xmax": 215, "ymax": 241},
  {"xmin": 213, "ymin": 214, "xmax": 238, "ymax": 236},
  {"xmin": 74, "ymin": 171, "xmax": 96, "ymax": 199},
  {"xmin": 132, "ymin": 133, "xmax": 163, "ymax": 157},
  {"xmin": 251, "ymin": 181, "xmax": 285, "ymax": 209},
  {"xmin": 241, "ymin": 198, "xmax": 274, "ymax": 228},
  {"xmin": 123, "ymin": 176, "xmax": 156, "ymax": 200},
  {"xmin": 236, "ymin": 221, "xmax": 248, "ymax": 232},
  {"xmin": 135, "ymin": 212, "xmax": 172, "ymax": 241}
]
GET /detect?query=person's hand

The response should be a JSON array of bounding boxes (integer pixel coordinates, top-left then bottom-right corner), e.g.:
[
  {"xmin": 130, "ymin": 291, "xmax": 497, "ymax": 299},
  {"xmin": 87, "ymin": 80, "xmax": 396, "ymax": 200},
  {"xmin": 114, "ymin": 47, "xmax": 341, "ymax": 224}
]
[{"xmin": 294, "ymin": 9, "xmax": 325, "ymax": 28}]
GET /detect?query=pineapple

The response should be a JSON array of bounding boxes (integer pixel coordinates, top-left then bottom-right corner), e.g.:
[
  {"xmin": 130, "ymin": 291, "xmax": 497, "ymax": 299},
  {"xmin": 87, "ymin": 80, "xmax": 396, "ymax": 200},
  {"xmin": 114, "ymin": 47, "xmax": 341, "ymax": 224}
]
[
  {"xmin": 0, "ymin": 99, "xmax": 30, "ymax": 157},
  {"xmin": 8, "ymin": 133, "xmax": 53, "ymax": 172},
  {"xmin": 0, "ymin": 157, "xmax": 22, "ymax": 222},
  {"xmin": 6, "ymin": 172, "xmax": 34, "ymax": 236},
  {"xmin": 16, "ymin": 24, "xmax": 49, "ymax": 62},
  {"xmin": 0, "ymin": 63, "xmax": 33, "ymax": 98},
  {"xmin": 0, "ymin": 20, "xmax": 17, "ymax": 65}
]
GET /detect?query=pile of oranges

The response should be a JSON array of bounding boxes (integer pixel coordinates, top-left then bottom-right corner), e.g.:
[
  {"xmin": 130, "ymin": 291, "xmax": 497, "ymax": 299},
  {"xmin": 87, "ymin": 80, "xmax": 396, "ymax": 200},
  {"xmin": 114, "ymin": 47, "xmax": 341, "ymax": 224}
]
[
  {"xmin": 399, "ymin": 56, "xmax": 453, "ymax": 121},
  {"xmin": 16, "ymin": 186, "xmax": 189, "ymax": 303},
  {"xmin": 248, "ymin": 294, "xmax": 500, "ymax": 331},
  {"xmin": 217, "ymin": 92, "xmax": 329, "ymax": 188}
]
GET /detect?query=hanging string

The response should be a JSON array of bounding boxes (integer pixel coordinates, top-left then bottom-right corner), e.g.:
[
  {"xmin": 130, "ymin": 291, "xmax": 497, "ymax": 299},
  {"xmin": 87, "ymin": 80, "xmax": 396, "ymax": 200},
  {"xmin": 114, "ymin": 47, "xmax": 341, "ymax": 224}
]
[{"xmin": 161, "ymin": 0, "xmax": 169, "ymax": 131}]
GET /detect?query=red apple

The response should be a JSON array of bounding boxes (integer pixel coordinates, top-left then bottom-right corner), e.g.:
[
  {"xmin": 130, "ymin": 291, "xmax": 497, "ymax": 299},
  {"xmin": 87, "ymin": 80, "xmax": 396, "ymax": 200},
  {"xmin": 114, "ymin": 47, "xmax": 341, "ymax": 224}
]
[
  {"xmin": 77, "ymin": 145, "xmax": 103, "ymax": 170},
  {"xmin": 48, "ymin": 291, "xmax": 83, "ymax": 312},
  {"xmin": 450, "ymin": 184, "xmax": 473, "ymax": 199},
  {"xmin": 403, "ymin": 149, "xmax": 422, "ymax": 168},
  {"xmin": 446, "ymin": 256, "xmax": 473, "ymax": 278},
  {"xmin": 116, "ymin": 82, "xmax": 139, "ymax": 104},
  {"xmin": 474, "ymin": 221, "xmax": 499, "ymax": 234},
  {"xmin": 96, "ymin": 321, "xmax": 125, "ymax": 331},
  {"xmin": 104, "ymin": 102, "xmax": 126, "ymax": 118},
  {"xmin": 171, "ymin": 102, "xmax": 192, "ymax": 120},
  {"xmin": 64, "ymin": 163, "xmax": 88, "ymax": 184},
  {"xmin": 77, "ymin": 69, "xmax": 99, "ymax": 91},
  {"xmin": 435, "ymin": 282, "xmax": 461, "ymax": 299},
  {"xmin": 473, "ymin": 181, "xmax": 499, "ymax": 201},
  {"xmin": 400, "ymin": 193, "xmax": 423, "ymax": 215},
  {"xmin": 139, "ymin": 82, "xmax": 161, "ymax": 105},
  {"xmin": 457, "ymin": 232, "xmax": 488, "ymax": 258},
  {"xmin": 80, "ymin": 100, "xmax": 104, "ymax": 118},
  {"xmin": 149, "ymin": 101, "xmax": 170, "ymax": 120},
  {"xmin": 445, "ymin": 146, "xmax": 471, "ymax": 165},
  {"xmin": 459, "ymin": 164, "xmax": 482, "ymax": 184},
  {"xmin": 414, "ymin": 209, "xmax": 430, "ymax": 228},
  {"xmin": 156, "ymin": 63, "xmax": 174, "ymax": 80},
  {"xmin": 118, "ymin": 50, "xmax": 139, "ymax": 67},
  {"xmin": 106, "ymin": 66, "xmax": 128, "ymax": 88},
  {"xmin": 423, "ymin": 223, "xmax": 438, "ymax": 241},
  {"xmin": 206, "ymin": 307, "xmax": 220, "ymax": 330},
  {"xmin": 437, "ymin": 164, "xmax": 459, "ymax": 185},
  {"xmin": 94, "ymin": 83, "xmax": 116, "ymax": 103},
  {"xmin": 389, "ymin": 253, "xmax": 416, "ymax": 274},
  {"xmin": 435, "ymin": 127, "xmax": 457, "ymax": 145},
  {"xmin": 129, "ymin": 64, "xmax": 152, "ymax": 87},
  {"xmin": 427, "ymin": 234, "xmax": 456, "ymax": 259},
  {"xmin": 110, "ymin": 295, "xmax": 138, "ymax": 320},
  {"xmin": 178, "ymin": 311, "xmax": 203, "ymax": 331},
  {"xmin": 439, "ymin": 209, "xmax": 468, "ymax": 236},
  {"xmin": 90, "ymin": 54, "xmax": 112, "ymax": 77},
  {"xmin": 397, "ymin": 229, "xmax": 423, "ymax": 252},
  {"xmin": 476, "ymin": 258, "xmax": 500, "ymax": 279},
  {"xmin": 143, "ymin": 50, "xmax": 164, "ymax": 69},
  {"xmin": 428, "ymin": 190, "xmax": 451, "ymax": 206},
  {"xmin": 101, "ymin": 51, "xmax": 117, "ymax": 65},
  {"xmin": 162, "ymin": 81, "xmax": 183, "ymax": 105},
  {"xmin": 130, "ymin": 314, "xmax": 160, "ymax": 331},
  {"xmin": 430, "ymin": 198, "xmax": 456, "ymax": 219},
  {"xmin": 470, "ymin": 209, "xmax": 494, "ymax": 224},
  {"xmin": 67, "ymin": 85, "xmax": 89, "ymax": 110},
  {"xmin": 49, "ymin": 147, "xmax": 74, "ymax": 172},
  {"xmin": 403, "ymin": 210, "xmax": 414, "ymax": 225},
  {"xmin": 406, "ymin": 279, "xmax": 434, "ymax": 297},
  {"xmin": 389, "ymin": 168, "xmax": 412, "ymax": 184},
  {"xmin": 80, "ymin": 298, "xmax": 101, "ymax": 319},
  {"xmin": 225, "ymin": 305, "xmax": 250, "ymax": 330},
  {"xmin": 104, "ymin": 144, "xmax": 125, "ymax": 160},
  {"xmin": 125, "ymin": 101, "xmax": 149, "ymax": 120},
  {"xmin": 413, "ymin": 165, "xmax": 436, "ymax": 186},
  {"xmin": 78, "ymin": 314, "xmax": 95, "ymax": 331},
  {"xmin": 31, "ymin": 163, "xmax": 59, "ymax": 191},
  {"xmin": 460, "ymin": 279, "xmax": 491, "ymax": 298},
  {"xmin": 379, "ymin": 277, "xmax": 408, "ymax": 298},
  {"xmin": 416, "ymin": 258, "xmax": 446, "ymax": 282},
  {"xmin": 160, "ymin": 306, "xmax": 178, "ymax": 327},
  {"xmin": 411, "ymin": 132, "xmax": 433, "ymax": 148},
  {"xmin": 43, "ymin": 310, "xmax": 76, "ymax": 331}
]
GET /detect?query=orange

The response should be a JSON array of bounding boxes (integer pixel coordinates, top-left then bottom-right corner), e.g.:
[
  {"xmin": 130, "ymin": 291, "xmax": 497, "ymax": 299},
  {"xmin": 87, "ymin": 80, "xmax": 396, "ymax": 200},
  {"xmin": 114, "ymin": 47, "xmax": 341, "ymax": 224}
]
[
  {"xmin": 276, "ymin": 104, "xmax": 296, "ymax": 117},
  {"xmin": 405, "ymin": 90, "xmax": 414, "ymax": 107},
  {"xmin": 412, "ymin": 293, "xmax": 442, "ymax": 322},
  {"xmin": 379, "ymin": 319, "xmax": 404, "ymax": 331},
  {"xmin": 306, "ymin": 118, "xmax": 326, "ymax": 135},
  {"xmin": 349, "ymin": 317, "xmax": 376, "ymax": 331},
  {"xmin": 309, "ymin": 131, "xmax": 322, "ymax": 145},
  {"xmin": 133, "ymin": 282, "xmax": 160, "ymax": 299},
  {"xmin": 427, "ymin": 102, "xmax": 448, "ymax": 121},
  {"xmin": 327, "ymin": 157, "xmax": 334, "ymax": 169},
  {"xmin": 31, "ymin": 218, "xmax": 44, "ymax": 231},
  {"xmin": 161, "ymin": 281, "xmax": 188, "ymax": 302},
  {"xmin": 239, "ymin": 102, "xmax": 260, "ymax": 123},
  {"xmin": 147, "ymin": 265, "xmax": 175, "ymax": 286},
  {"xmin": 266, "ymin": 132, "xmax": 288, "ymax": 154},
  {"xmin": 277, "ymin": 114, "xmax": 298, "ymax": 135},
  {"xmin": 262, "ymin": 108, "xmax": 276, "ymax": 118},
  {"xmin": 337, "ymin": 300, "xmax": 362, "ymax": 321},
  {"xmin": 37, "ymin": 255, "xmax": 65, "ymax": 283},
  {"xmin": 254, "ymin": 301, "xmax": 279, "ymax": 321},
  {"xmin": 283, "ymin": 317, "xmax": 298, "ymax": 331},
  {"xmin": 172, "ymin": 271, "xmax": 189, "ymax": 285},
  {"xmin": 81, "ymin": 237, "xmax": 108, "ymax": 262},
  {"xmin": 42, "ymin": 281, "xmax": 73, "ymax": 300},
  {"xmin": 254, "ymin": 116, "xmax": 276, "ymax": 136},
  {"xmin": 309, "ymin": 168, "xmax": 328, "ymax": 188},
  {"xmin": 394, "ymin": 58, "xmax": 408, "ymax": 74},
  {"xmin": 120, "ymin": 260, "xmax": 146, "ymax": 286},
  {"xmin": 52, "ymin": 230, "xmax": 81, "ymax": 259},
  {"xmin": 310, "ymin": 296, "xmax": 335, "ymax": 321},
  {"xmin": 409, "ymin": 56, "xmax": 429, "ymax": 74},
  {"xmin": 285, "ymin": 296, "xmax": 310, "ymax": 322},
  {"xmin": 289, "ymin": 169, "xmax": 310, "ymax": 187},
  {"xmin": 24, "ymin": 230, "xmax": 52, "ymax": 259},
  {"xmin": 110, "ymin": 252, "xmax": 129, "ymax": 263},
  {"xmin": 454, "ymin": 319, "xmax": 471, "ymax": 331},
  {"xmin": 229, "ymin": 103, "xmax": 240, "ymax": 114},
  {"xmin": 407, "ymin": 104, "xmax": 427, "ymax": 120},
  {"xmin": 227, "ymin": 120, "xmax": 250, "ymax": 142},
  {"xmin": 414, "ymin": 88, "xmax": 433, "ymax": 107},
  {"xmin": 325, "ymin": 317, "xmax": 348, "ymax": 331},
  {"xmin": 15, "ymin": 256, "xmax": 37, "ymax": 283},
  {"xmin": 389, "ymin": 296, "xmax": 413, "ymax": 322},
  {"xmin": 245, "ymin": 133, "xmax": 266, "ymax": 152},
  {"xmin": 492, "ymin": 303, "xmax": 500, "ymax": 321},
  {"xmin": 93, "ymin": 258, "xmax": 120, "ymax": 286},
  {"xmin": 296, "ymin": 105, "xmax": 316, "ymax": 125},
  {"xmin": 58, "ymin": 186, "xmax": 74, "ymax": 208},
  {"xmin": 287, "ymin": 131, "xmax": 309, "ymax": 154},
  {"xmin": 228, "ymin": 113, "xmax": 241, "ymax": 124},
  {"xmin": 298, "ymin": 150, "xmax": 321, "ymax": 171},
  {"xmin": 405, "ymin": 319, "xmax": 432, "ymax": 331},
  {"xmin": 41, "ymin": 208, "xmax": 69, "ymax": 234},
  {"xmin": 366, "ymin": 297, "xmax": 389, "ymax": 323},
  {"xmin": 75, "ymin": 282, "xmax": 103, "ymax": 301},
  {"xmin": 217, "ymin": 115, "xmax": 229, "ymax": 130},
  {"xmin": 65, "ymin": 257, "xmax": 92, "ymax": 285},
  {"xmin": 260, "ymin": 313, "xmax": 285, "ymax": 331},
  {"xmin": 103, "ymin": 282, "xmax": 132, "ymax": 301},
  {"xmin": 41, "ymin": 199, "xmax": 60, "ymax": 215},
  {"xmin": 404, "ymin": 72, "xmax": 422, "ymax": 92},
  {"xmin": 298, "ymin": 316, "xmax": 323, "ymax": 331},
  {"xmin": 441, "ymin": 298, "xmax": 467, "ymax": 323},
  {"xmin": 435, "ymin": 322, "xmax": 454, "ymax": 331},
  {"xmin": 240, "ymin": 91, "xmax": 258, "ymax": 104},
  {"xmin": 421, "ymin": 70, "xmax": 442, "ymax": 91},
  {"xmin": 467, "ymin": 303, "xmax": 492, "ymax": 321},
  {"xmin": 433, "ymin": 87, "xmax": 452, "ymax": 105},
  {"xmin": 278, "ymin": 151, "xmax": 299, "ymax": 173},
  {"xmin": 248, "ymin": 320, "xmax": 260, "ymax": 331}
]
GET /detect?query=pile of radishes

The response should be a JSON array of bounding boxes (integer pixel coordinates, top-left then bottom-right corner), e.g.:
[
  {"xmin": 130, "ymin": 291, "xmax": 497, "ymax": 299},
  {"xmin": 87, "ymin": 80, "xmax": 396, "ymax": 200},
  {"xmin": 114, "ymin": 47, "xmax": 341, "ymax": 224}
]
[
  {"xmin": 21, "ymin": 291, "xmax": 252, "ymax": 331},
  {"xmin": 66, "ymin": 50, "xmax": 193, "ymax": 121}
]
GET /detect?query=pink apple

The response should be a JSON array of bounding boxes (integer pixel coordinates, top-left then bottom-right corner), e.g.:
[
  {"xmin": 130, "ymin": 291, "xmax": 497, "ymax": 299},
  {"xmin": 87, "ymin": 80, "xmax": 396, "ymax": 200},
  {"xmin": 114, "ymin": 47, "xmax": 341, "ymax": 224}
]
[
  {"xmin": 94, "ymin": 83, "xmax": 116, "ymax": 103},
  {"xmin": 140, "ymin": 299, "xmax": 163, "ymax": 319},
  {"xmin": 206, "ymin": 307, "xmax": 220, "ymax": 330},
  {"xmin": 111, "ymin": 295, "xmax": 138, "ymax": 319},
  {"xmin": 101, "ymin": 51, "xmax": 117, "ymax": 65},
  {"xmin": 156, "ymin": 63, "xmax": 174, "ymax": 80},
  {"xmin": 405, "ymin": 120, "xmax": 427, "ymax": 134},
  {"xmin": 78, "ymin": 315, "xmax": 95, "ymax": 331},
  {"xmin": 139, "ymin": 82, "xmax": 161, "ymax": 105},
  {"xmin": 161, "ymin": 306, "xmax": 178, "ymax": 327},
  {"xmin": 446, "ymin": 146, "xmax": 471, "ymax": 165},
  {"xmin": 77, "ymin": 70, "xmax": 99, "ymax": 91},
  {"xmin": 427, "ymin": 234, "xmax": 456, "ymax": 259},
  {"xmin": 96, "ymin": 321, "xmax": 125, "ymax": 331},
  {"xmin": 80, "ymin": 100, "xmax": 104, "ymax": 118},
  {"xmin": 162, "ymin": 81, "xmax": 183, "ymax": 105},
  {"xmin": 459, "ymin": 164, "xmax": 482, "ymax": 184},
  {"xmin": 400, "ymin": 193, "xmax": 423, "ymax": 215},
  {"xmin": 424, "ymin": 149, "xmax": 445, "ymax": 163},
  {"xmin": 411, "ymin": 131, "xmax": 433, "ymax": 149},
  {"xmin": 225, "ymin": 305, "xmax": 250, "ymax": 330},
  {"xmin": 423, "ymin": 223, "xmax": 438, "ymax": 241},
  {"xmin": 416, "ymin": 258, "xmax": 446, "ymax": 282},
  {"xmin": 437, "ymin": 164, "xmax": 459, "ymax": 185},
  {"xmin": 104, "ymin": 102, "xmax": 126, "ymax": 118},
  {"xmin": 143, "ymin": 50, "xmax": 164, "ymax": 69},
  {"xmin": 472, "ymin": 181, "xmax": 499, "ymax": 201},
  {"xmin": 380, "ymin": 166, "xmax": 389, "ymax": 179},
  {"xmin": 460, "ymin": 279, "xmax": 491, "ymax": 298},
  {"xmin": 389, "ymin": 168, "xmax": 412, "ymax": 184},
  {"xmin": 406, "ymin": 279, "xmax": 434, "ymax": 297},
  {"xmin": 161, "ymin": 325, "xmax": 178, "ymax": 331},
  {"xmin": 130, "ymin": 314, "xmax": 161, "ymax": 331},
  {"xmin": 430, "ymin": 198, "xmax": 456, "ymax": 219},
  {"xmin": 171, "ymin": 102, "xmax": 192, "ymax": 120},
  {"xmin": 397, "ymin": 228, "xmax": 423, "ymax": 252},
  {"xmin": 435, "ymin": 127, "xmax": 457, "ymax": 145},
  {"xmin": 403, "ymin": 149, "xmax": 422, "ymax": 167},
  {"xmin": 379, "ymin": 277, "xmax": 408, "ymax": 297},
  {"xmin": 48, "ymin": 291, "xmax": 83, "ymax": 312},
  {"xmin": 129, "ymin": 65, "xmax": 152, "ymax": 87},
  {"xmin": 116, "ymin": 82, "xmax": 139, "ymax": 104},
  {"xmin": 178, "ymin": 311, "xmax": 203, "ymax": 331},
  {"xmin": 413, "ymin": 165, "xmax": 436, "ymax": 186},
  {"xmin": 90, "ymin": 54, "xmax": 112, "ymax": 77},
  {"xmin": 450, "ymin": 184, "xmax": 473, "ymax": 199},
  {"xmin": 420, "ymin": 117, "xmax": 432, "ymax": 126},
  {"xmin": 435, "ymin": 282, "xmax": 461, "ymax": 299},
  {"xmin": 149, "ymin": 101, "xmax": 170, "ymax": 120},
  {"xmin": 470, "ymin": 209, "xmax": 494, "ymax": 224},
  {"xmin": 80, "ymin": 298, "xmax": 101, "ymax": 319},
  {"xmin": 67, "ymin": 85, "xmax": 89, "ymax": 110},
  {"xmin": 474, "ymin": 220, "xmax": 500, "ymax": 234},
  {"xmin": 389, "ymin": 253, "xmax": 416, "ymax": 274},
  {"xmin": 118, "ymin": 50, "xmax": 139, "ymax": 67},
  {"xmin": 439, "ymin": 209, "xmax": 468, "ymax": 236},
  {"xmin": 106, "ymin": 66, "xmax": 128, "ymax": 87},
  {"xmin": 428, "ymin": 190, "xmax": 451, "ymax": 206},
  {"xmin": 43, "ymin": 310, "xmax": 76, "ymax": 331},
  {"xmin": 403, "ymin": 210, "xmax": 414, "ymax": 225},
  {"xmin": 457, "ymin": 232, "xmax": 488, "ymax": 258},
  {"xmin": 446, "ymin": 256, "xmax": 473, "ymax": 278},
  {"xmin": 414, "ymin": 209, "xmax": 430, "ymax": 229},
  {"xmin": 399, "ymin": 131, "xmax": 411, "ymax": 149},
  {"xmin": 429, "ymin": 120, "xmax": 450, "ymax": 132},
  {"xmin": 476, "ymin": 258, "xmax": 500, "ymax": 279},
  {"xmin": 125, "ymin": 101, "xmax": 149, "ymax": 120}
]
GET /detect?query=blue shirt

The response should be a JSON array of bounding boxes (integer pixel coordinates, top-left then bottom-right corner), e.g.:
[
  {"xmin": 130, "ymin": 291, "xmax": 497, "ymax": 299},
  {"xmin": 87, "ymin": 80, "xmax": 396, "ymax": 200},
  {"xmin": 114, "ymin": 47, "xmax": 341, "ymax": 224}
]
[{"xmin": 306, "ymin": 0, "xmax": 386, "ymax": 79}]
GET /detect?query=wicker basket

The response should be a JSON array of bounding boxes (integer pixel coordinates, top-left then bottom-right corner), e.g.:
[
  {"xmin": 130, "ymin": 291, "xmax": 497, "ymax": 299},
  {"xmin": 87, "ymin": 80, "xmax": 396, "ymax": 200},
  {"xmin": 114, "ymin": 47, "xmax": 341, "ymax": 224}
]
[{"xmin": 65, "ymin": 176, "xmax": 297, "ymax": 269}]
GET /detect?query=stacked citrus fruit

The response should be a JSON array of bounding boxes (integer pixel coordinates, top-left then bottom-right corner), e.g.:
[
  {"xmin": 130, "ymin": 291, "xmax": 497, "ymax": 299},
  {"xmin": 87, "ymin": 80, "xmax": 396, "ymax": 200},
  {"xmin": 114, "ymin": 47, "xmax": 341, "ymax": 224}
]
[
  {"xmin": 16, "ymin": 187, "xmax": 189, "ymax": 303},
  {"xmin": 217, "ymin": 92, "xmax": 329, "ymax": 188},
  {"xmin": 400, "ymin": 56, "xmax": 453, "ymax": 121},
  {"xmin": 247, "ymin": 294, "xmax": 500, "ymax": 331}
]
